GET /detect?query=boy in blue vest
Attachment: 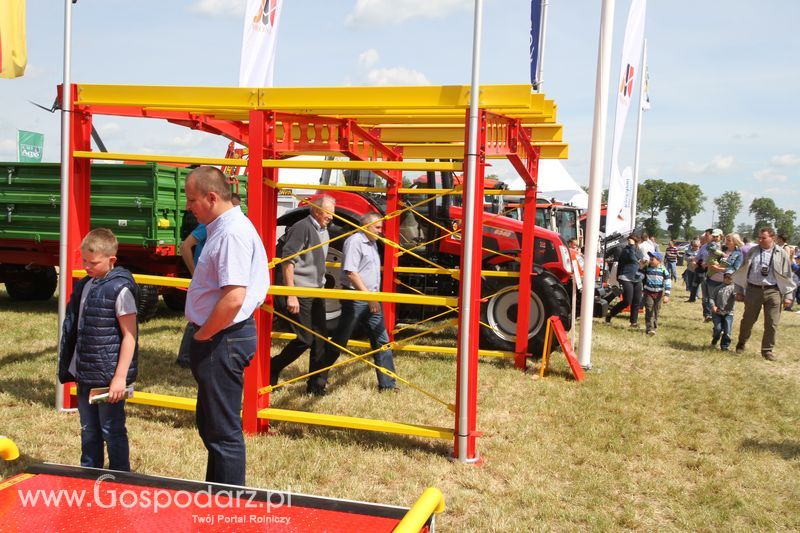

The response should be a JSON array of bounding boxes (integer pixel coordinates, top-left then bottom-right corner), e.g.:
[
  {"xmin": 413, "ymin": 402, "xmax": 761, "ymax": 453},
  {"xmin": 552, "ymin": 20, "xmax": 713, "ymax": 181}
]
[
  {"xmin": 58, "ymin": 228, "xmax": 139, "ymax": 471},
  {"xmin": 642, "ymin": 251, "xmax": 671, "ymax": 336}
]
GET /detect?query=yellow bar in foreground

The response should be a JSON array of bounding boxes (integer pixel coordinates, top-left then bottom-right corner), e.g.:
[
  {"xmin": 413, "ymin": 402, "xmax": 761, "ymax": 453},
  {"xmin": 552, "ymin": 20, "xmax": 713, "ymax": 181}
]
[
  {"xmin": 270, "ymin": 286, "xmax": 458, "ymax": 306},
  {"xmin": 257, "ymin": 408, "xmax": 454, "ymax": 440},
  {"xmin": 73, "ymin": 151, "xmax": 246, "ymax": 167},
  {"xmin": 395, "ymin": 487, "xmax": 446, "ymax": 533},
  {"xmin": 263, "ymin": 159, "xmax": 461, "ymax": 172}
]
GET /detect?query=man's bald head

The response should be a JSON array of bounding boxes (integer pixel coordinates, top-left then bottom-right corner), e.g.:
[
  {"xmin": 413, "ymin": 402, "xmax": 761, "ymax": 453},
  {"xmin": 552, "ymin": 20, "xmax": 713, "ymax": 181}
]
[{"xmin": 187, "ymin": 166, "xmax": 232, "ymax": 202}]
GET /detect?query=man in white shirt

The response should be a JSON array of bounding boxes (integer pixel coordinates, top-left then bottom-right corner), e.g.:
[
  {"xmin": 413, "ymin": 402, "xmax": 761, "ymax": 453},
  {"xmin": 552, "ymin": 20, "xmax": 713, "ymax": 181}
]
[
  {"xmin": 733, "ymin": 227, "xmax": 796, "ymax": 361},
  {"xmin": 184, "ymin": 166, "xmax": 269, "ymax": 485}
]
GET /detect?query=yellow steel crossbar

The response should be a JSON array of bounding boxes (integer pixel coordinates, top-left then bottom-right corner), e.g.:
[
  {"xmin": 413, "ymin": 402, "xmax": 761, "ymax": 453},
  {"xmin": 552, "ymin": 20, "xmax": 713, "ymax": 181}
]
[
  {"xmin": 73, "ymin": 150, "xmax": 462, "ymax": 172},
  {"xmin": 269, "ymin": 181, "xmax": 387, "ymax": 193},
  {"xmin": 270, "ymin": 332, "xmax": 514, "ymax": 358},
  {"xmin": 378, "ymin": 124, "xmax": 562, "ymax": 143},
  {"xmin": 74, "ymin": 151, "xmax": 245, "ymax": 167},
  {"xmin": 256, "ymin": 408, "xmax": 454, "ymax": 440},
  {"xmin": 269, "ymin": 285, "xmax": 457, "ymax": 306},
  {"xmin": 65, "ymin": 386, "xmax": 453, "ymax": 440},
  {"xmin": 76, "ymin": 84, "xmax": 541, "ymax": 113},
  {"xmin": 398, "ymin": 142, "xmax": 568, "ymax": 160}
]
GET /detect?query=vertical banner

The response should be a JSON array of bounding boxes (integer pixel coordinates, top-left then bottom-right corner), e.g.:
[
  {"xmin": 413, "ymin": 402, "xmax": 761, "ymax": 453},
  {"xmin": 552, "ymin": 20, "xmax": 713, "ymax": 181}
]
[
  {"xmin": 18, "ymin": 130, "xmax": 43, "ymax": 162},
  {"xmin": 239, "ymin": 0, "xmax": 283, "ymax": 87},
  {"xmin": 529, "ymin": 0, "xmax": 542, "ymax": 89},
  {"xmin": 605, "ymin": 0, "xmax": 647, "ymax": 236},
  {"xmin": 0, "ymin": 0, "xmax": 27, "ymax": 79}
]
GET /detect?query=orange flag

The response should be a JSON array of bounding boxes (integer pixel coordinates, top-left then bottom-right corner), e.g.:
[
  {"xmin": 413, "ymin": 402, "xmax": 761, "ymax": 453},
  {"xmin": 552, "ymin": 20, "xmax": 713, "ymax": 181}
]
[{"xmin": 0, "ymin": 0, "xmax": 27, "ymax": 79}]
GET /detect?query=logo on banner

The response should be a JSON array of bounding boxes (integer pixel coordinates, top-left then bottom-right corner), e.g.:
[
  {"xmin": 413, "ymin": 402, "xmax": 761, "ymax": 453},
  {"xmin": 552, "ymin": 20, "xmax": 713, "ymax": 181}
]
[
  {"xmin": 620, "ymin": 64, "xmax": 635, "ymax": 101},
  {"xmin": 252, "ymin": 0, "xmax": 279, "ymax": 30}
]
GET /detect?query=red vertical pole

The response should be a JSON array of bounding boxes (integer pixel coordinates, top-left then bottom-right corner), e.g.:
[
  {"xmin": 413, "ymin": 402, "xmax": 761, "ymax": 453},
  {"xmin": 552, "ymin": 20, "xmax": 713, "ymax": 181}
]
[
  {"xmin": 61, "ymin": 84, "xmax": 92, "ymax": 409},
  {"xmin": 454, "ymin": 109, "xmax": 486, "ymax": 461},
  {"xmin": 513, "ymin": 148, "xmax": 540, "ymax": 369},
  {"xmin": 381, "ymin": 169, "xmax": 401, "ymax": 336},
  {"xmin": 242, "ymin": 110, "xmax": 272, "ymax": 434}
]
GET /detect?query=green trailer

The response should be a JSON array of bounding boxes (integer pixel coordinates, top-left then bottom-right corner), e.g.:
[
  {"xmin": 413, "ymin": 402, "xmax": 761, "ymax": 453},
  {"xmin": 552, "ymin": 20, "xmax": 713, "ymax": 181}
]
[{"xmin": 0, "ymin": 162, "xmax": 247, "ymax": 319}]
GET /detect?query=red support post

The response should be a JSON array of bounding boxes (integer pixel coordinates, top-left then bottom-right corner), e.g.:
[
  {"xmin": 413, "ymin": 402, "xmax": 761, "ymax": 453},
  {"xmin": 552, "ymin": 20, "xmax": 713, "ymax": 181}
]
[
  {"xmin": 454, "ymin": 109, "xmax": 486, "ymax": 461},
  {"xmin": 242, "ymin": 110, "xmax": 272, "ymax": 434},
  {"xmin": 381, "ymin": 169, "xmax": 401, "ymax": 337},
  {"xmin": 513, "ymin": 148, "xmax": 540, "ymax": 369},
  {"xmin": 61, "ymin": 84, "xmax": 92, "ymax": 409}
]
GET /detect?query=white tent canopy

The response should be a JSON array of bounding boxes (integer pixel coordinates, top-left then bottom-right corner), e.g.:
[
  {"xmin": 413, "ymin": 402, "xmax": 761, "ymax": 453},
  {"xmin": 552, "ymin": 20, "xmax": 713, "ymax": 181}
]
[{"xmin": 498, "ymin": 159, "xmax": 588, "ymax": 209}]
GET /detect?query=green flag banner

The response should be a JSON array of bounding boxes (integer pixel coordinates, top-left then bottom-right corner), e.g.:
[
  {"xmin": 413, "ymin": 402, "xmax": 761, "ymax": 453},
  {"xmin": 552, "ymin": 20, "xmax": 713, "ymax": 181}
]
[{"xmin": 18, "ymin": 130, "xmax": 43, "ymax": 162}]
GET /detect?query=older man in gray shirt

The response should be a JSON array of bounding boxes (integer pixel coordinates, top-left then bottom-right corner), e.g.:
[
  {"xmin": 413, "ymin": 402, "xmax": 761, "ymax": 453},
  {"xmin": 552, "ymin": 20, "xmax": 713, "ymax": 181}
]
[
  {"xmin": 307, "ymin": 212, "xmax": 397, "ymax": 394},
  {"xmin": 270, "ymin": 195, "xmax": 335, "ymax": 394}
]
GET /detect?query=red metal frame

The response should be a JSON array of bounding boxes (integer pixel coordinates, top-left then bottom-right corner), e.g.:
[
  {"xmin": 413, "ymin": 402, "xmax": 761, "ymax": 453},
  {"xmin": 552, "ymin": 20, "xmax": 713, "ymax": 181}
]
[{"xmin": 61, "ymin": 84, "xmax": 547, "ymax": 461}]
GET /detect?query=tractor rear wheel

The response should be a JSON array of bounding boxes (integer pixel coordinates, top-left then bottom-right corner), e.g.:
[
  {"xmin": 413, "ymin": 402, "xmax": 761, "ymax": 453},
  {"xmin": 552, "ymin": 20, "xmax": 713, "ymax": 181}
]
[
  {"xmin": 162, "ymin": 288, "xmax": 187, "ymax": 313},
  {"xmin": 479, "ymin": 271, "xmax": 571, "ymax": 358},
  {"xmin": 136, "ymin": 284, "xmax": 160, "ymax": 322},
  {"xmin": 5, "ymin": 267, "xmax": 58, "ymax": 301}
]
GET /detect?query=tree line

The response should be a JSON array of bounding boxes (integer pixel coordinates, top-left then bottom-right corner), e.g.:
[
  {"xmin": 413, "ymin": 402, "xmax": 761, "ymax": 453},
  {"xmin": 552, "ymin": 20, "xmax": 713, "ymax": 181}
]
[{"xmin": 633, "ymin": 180, "xmax": 797, "ymax": 241}]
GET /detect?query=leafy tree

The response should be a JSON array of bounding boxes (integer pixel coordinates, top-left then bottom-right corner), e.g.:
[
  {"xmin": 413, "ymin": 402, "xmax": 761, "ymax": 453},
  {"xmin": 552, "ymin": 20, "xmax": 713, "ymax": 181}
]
[
  {"xmin": 775, "ymin": 209, "xmax": 796, "ymax": 239},
  {"xmin": 713, "ymin": 191, "xmax": 743, "ymax": 235},
  {"xmin": 735, "ymin": 222, "xmax": 754, "ymax": 239},
  {"xmin": 749, "ymin": 197, "xmax": 779, "ymax": 234},
  {"xmin": 661, "ymin": 182, "xmax": 706, "ymax": 240},
  {"xmin": 637, "ymin": 179, "xmax": 667, "ymax": 236}
]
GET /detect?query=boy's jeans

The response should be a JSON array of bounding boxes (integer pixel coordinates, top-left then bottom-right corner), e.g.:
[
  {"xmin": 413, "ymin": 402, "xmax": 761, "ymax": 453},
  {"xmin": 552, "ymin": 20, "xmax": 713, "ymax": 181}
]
[
  {"xmin": 77, "ymin": 383, "xmax": 130, "ymax": 471},
  {"xmin": 711, "ymin": 313, "xmax": 734, "ymax": 349},
  {"xmin": 643, "ymin": 291, "xmax": 662, "ymax": 333}
]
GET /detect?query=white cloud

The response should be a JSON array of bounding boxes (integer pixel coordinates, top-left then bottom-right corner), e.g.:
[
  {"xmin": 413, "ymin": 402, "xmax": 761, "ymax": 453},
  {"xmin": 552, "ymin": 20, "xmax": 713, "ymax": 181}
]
[
  {"xmin": 0, "ymin": 139, "xmax": 16, "ymax": 158},
  {"xmin": 770, "ymin": 154, "xmax": 800, "ymax": 167},
  {"xmin": 190, "ymin": 0, "xmax": 245, "ymax": 17},
  {"xmin": 358, "ymin": 49, "xmax": 380, "ymax": 69},
  {"xmin": 732, "ymin": 132, "xmax": 759, "ymax": 140},
  {"xmin": 97, "ymin": 122, "xmax": 121, "ymax": 136},
  {"xmin": 366, "ymin": 67, "xmax": 430, "ymax": 86},
  {"xmin": 681, "ymin": 155, "xmax": 734, "ymax": 174},
  {"xmin": 754, "ymin": 168, "xmax": 788, "ymax": 183},
  {"xmin": 346, "ymin": 0, "xmax": 472, "ymax": 26}
]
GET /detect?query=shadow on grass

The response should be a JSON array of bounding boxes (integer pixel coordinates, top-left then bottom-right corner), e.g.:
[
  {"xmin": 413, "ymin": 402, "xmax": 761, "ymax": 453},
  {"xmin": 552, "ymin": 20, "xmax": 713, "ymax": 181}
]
[
  {"xmin": 0, "ymin": 346, "xmax": 58, "ymax": 370},
  {"xmin": 270, "ymin": 423, "xmax": 453, "ymax": 456},
  {"xmin": 665, "ymin": 339, "xmax": 706, "ymax": 352},
  {"xmin": 740, "ymin": 438, "xmax": 800, "ymax": 460},
  {"xmin": 0, "ymin": 377, "xmax": 58, "ymax": 409},
  {"xmin": 0, "ymin": 297, "xmax": 57, "ymax": 315}
]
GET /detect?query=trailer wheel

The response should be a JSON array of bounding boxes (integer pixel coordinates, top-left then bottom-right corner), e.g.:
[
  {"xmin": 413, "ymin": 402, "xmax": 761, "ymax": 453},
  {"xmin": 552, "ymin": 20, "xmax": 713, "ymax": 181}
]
[
  {"xmin": 479, "ymin": 271, "xmax": 571, "ymax": 358},
  {"xmin": 162, "ymin": 288, "xmax": 187, "ymax": 313},
  {"xmin": 5, "ymin": 267, "xmax": 58, "ymax": 301},
  {"xmin": 136, "ymin": 284, "xmax": 160, "ymax": 322}
]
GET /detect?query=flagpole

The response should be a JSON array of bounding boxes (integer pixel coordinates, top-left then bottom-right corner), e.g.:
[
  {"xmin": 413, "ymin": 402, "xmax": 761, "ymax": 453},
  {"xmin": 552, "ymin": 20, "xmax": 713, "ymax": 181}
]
[
  {"xmin": 630, "ymin": 39, "xmax": 647, "ymax": 228},
  {"xmin": 56, "ymin": 0, "xmax": 74, "ymax": 412},
  {"xmin": 535, "ymin": 0, "xmax": 549, "ymax": 91},
  {"xmin": 456, "ymin": 0, "xmax": 484, "ymax": 463},
  {"xmin": 578, "ymin": 0, "xmax": 616, "ymax": 370}
]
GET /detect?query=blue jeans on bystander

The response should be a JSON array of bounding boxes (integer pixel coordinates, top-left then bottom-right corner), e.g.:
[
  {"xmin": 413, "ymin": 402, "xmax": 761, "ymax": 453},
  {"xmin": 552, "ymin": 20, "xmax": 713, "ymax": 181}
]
[{"xmin": 711, "ymin": 313, "xmax": 734, "ymax": 350}]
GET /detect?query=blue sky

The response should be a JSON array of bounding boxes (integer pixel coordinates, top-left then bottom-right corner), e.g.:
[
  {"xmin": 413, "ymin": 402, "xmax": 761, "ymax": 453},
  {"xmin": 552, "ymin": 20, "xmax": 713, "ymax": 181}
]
[{"xmin": 2, "ymin": 0, "xmax": 799, "ymax": 228}]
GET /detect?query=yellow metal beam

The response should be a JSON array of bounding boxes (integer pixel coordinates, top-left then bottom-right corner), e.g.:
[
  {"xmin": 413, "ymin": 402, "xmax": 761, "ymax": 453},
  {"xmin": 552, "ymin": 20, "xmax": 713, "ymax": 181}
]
[
  {"xmin": 257, "ymin": 408, "xmax": 454, "ymax": 440},
  {"xmin": 395, "ymin": 488, "xmax": 446, "ymax": 533},
  {"xmin": 263, "ymin": 159, "xmax": 462, "ymax": 172},
  {"xmin": 77, "ymin": 84, "xmax": 539, "ymax": 113},
  {"xmin": 270, "ymin": 285, "xmax": 458, "ymax": 306},
  {"xmin": 74, "ymin": 151, "xmax": 246, "ymax": 167},
  {"xmin": 396, "ymin": 142, "xmax": 568, "ymax": 160},
  {"xmin": 377, "ymin": 124, "xmax": 562, "ymax": 143},
  {"xmin": 270, "ymin": 332, "xmax": 515, "ymax": 358}
]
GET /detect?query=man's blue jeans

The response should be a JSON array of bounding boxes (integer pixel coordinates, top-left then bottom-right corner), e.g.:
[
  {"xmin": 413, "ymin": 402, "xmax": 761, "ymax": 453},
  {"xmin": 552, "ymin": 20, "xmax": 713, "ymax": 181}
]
[
  {"xmin": 711, "ymin": 313, "xmax": 734, "ymax": 349},
  {"xmin": 665, "ymin": 260, "xmax": 678, "ymax": 281},
  {"xmin": 189, "ymin": 317, "xmax": 256, "ymax": 486},
  {"xmin": 77, "ymin": 383, "xmax": 130, "ymax": 471},
  {"xmin": 309, "ymin": 299, "xmax": 397, "ymax": 391}
]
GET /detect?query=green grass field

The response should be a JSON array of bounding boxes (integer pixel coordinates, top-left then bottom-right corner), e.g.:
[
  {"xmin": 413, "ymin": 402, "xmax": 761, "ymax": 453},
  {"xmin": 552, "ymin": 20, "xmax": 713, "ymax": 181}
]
[{"xmin": 1, "ymin": 283, "xmax": 799, "ymax": 530}]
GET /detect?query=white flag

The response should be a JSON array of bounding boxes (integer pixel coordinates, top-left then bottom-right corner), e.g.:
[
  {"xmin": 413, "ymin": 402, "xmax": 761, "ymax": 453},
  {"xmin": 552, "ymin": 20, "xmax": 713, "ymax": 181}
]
[
  {"xmin": 239, "ymin": 0, "xmax": 283, "ymax": 87},
  {"xmin": 606, "ymin": 0, "xmax": 646, "ymax": 236}
]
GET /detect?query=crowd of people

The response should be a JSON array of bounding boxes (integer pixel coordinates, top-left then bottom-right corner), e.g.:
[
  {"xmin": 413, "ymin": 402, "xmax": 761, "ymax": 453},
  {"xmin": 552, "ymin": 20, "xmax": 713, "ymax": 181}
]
[{"xmin": 605, "ymin": 226, "xmax": 798, "ymax": 361}]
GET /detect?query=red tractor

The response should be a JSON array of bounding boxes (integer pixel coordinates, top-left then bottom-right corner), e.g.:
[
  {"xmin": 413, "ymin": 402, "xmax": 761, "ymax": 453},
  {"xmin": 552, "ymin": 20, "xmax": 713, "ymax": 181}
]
[{"xmin": 277, "ymin": 170, "xmax": 574, "ymax": 357}]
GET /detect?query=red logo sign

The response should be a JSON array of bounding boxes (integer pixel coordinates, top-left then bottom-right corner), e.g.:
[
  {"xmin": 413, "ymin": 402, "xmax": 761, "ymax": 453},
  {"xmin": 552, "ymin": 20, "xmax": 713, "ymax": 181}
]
[
  {"xmin": 253, "ymin": 0, "xmax": 279, "ymax": 28},
  {"xmin": 620, "ymin": 64, "xmax": 635, "ymax": 98}
]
